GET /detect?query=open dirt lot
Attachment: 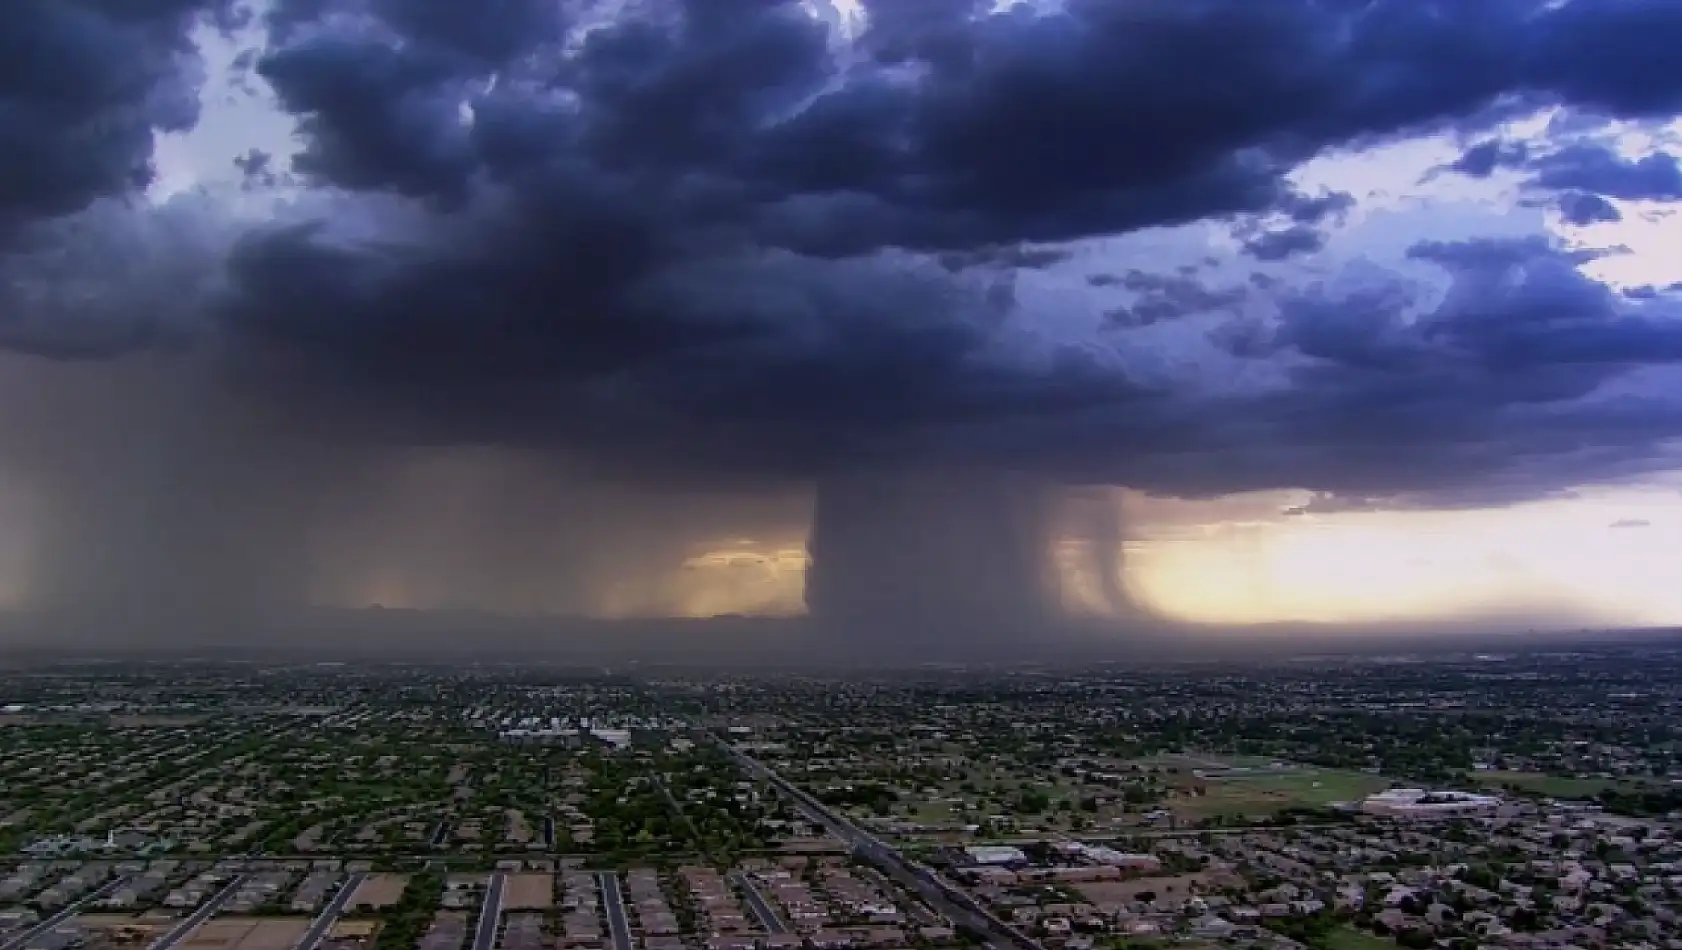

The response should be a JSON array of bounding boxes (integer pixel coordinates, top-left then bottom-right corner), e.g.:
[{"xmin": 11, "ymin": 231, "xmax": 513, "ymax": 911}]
[
  {"xmin": 177, "ymin": 918, "xmax": 312, "ymax": 950},
  {"xmin": 504, "ymin": 873, "xmax": 554, "ymax": 910},
  {"xmin": 1074, "ymin": 874, "xmax": 1223, "ymax": 906},
  {"xmin": 349, "ymin": 874, "xmax": 410, "ymax": 910},
  {"xmin": 332, "ymin": 921, "xmax": 382, "ymax": 939},
  {"xmin": 75, "ymin": 914, "xmax": 171, "ymax": 941}
]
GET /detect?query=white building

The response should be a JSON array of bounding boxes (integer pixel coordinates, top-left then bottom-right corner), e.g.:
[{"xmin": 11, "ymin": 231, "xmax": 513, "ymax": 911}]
[
  {"xmin": 965, "ymin": 845, "xmax": 1027, "ymax": 866},
  {"xmin": 590, "ymin": 727, "xmax": 633, "ymax": 750},
  {"xmin": 1361, "ymin": 788, "xmax": 1499, "ymax": 819},
  {"xmin": 1054, "ymin": 842, "xmax": 1162, "ymax": 872}
]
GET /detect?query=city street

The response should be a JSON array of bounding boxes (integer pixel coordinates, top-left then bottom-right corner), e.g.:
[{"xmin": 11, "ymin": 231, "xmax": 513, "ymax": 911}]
[
  {"xmin": 151, "ymin": 876, "xmax": 248, "ymax": 950},
  {"xmin": 0, "ymin": 878, "xmax": 130, "ymax": 950},
  {"xmin": 729, "ymin": 872, "xmax": 788, "ymax": 935},
  {"xmin": 597, "ymin": 872, "xmax": 632, "ymax": 950},
  {"xmin": 471, "ymin": 873, "xmax": 507, "ymax": 950},
  {"xmin": 294, "ymin": 873, "xmax": 366, "ymax": 950}
]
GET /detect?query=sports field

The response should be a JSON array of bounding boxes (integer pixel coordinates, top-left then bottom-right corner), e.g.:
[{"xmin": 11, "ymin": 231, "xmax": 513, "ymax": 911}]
[{"xmin": 1131, "ymin": 752, "xmax": 1388, "ymax": 817}]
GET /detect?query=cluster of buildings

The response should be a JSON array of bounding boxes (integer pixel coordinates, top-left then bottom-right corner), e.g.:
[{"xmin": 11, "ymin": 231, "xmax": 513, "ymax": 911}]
[
  {"xmin": 954, "ymin": 844, "xmax": 1164, "ymax": 887},
  {"xmin": 626, "ymin": 867, "xmax": 683, "ymax": 950},
  {"xmin": 1359, "ymin": 788, "xmax": 1501, "ymax": 819},
  {"xmin": 402, "ymin": 861, "xmax": 958, "ymax": 950},
  {"xmin": 0, "ymin": 864, "xmax": 112, "ymax": 913},
  {"xmin": 720, "ymin": 858, "xmax": 952, "ymax": 950},
  {"xmin": 680, "ymin": 867, "xmax": 757, "ymax": 938},
  {"xmin": 493, "ymin": 721, "xmax": 634, "ymax": 751},
  {"xmin": 933, "ymin": 801, "xmax": 1682, "ymax": 949}
]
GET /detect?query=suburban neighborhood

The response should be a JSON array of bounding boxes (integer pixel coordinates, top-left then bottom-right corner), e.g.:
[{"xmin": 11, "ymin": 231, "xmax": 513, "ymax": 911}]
[{"xmin": 3, "ymin": 650, "xmax": 1681, "ymax": 950}]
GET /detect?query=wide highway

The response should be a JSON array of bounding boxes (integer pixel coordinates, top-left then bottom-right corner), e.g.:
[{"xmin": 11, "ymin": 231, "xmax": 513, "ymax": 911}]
[{"xmin": 707, "ymin": 732, "xmax": 1045, "ymax": 950}]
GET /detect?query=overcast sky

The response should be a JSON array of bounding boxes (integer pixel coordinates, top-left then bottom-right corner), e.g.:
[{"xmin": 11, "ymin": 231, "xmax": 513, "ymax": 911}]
[{"xmin": 5, "ymin": 0, "xmax": 1682, "ymax": 643}]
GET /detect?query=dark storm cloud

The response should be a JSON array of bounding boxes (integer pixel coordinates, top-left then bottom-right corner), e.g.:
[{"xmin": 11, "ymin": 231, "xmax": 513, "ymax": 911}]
[
  {"xmin": 232, "ymin": 148, "xmax": 281, "ymax": 188},
  {"xmin": 1241, "ymin": 225, "xmax": 1329, "ymax": 262},
  {"xmin": 1441, "ymin": 140, "xmax": 1682, "ymax": 221},
  {"xmin": 0, "ymin": 196, "xmax": 228, "ymax": 358},
  {"xmin": 248, "ymin": 0, "xmax": 1682, "ymax": 254},
  {"xmin": 362, "ymin": 0, "xmax": 566, "ymax": 65},
  {"xmin": 1267, "ymin": 235, "xmax": 1682, "ymax": 382},
  {"xmin": 1439, "ymin": 139, "xmax": 1532, "ymax": 179},
  {"xmin": 938, "ymin": 245, "xmax": 1072, "ymax": 272},
  {"xmin": 1530, "ymin": 145, "xmax": 1682, "ymax": 202},
  {"xmin": 1279, "ymin": 190, "xmax": 1356, "ymax": 225},
  {"xmin": 0, "ymin": 0, "xmax": 230, "ymax": 234},
  {"xmin": 24, "ymin": 0, "xmax": 1682, "ymax": 404},
  {"xmin": 256, "ymin": 34, "xmax": 484, "ymax": 202},
  {"xmin": 9, "ymin": 0, "xmax": 1682, "ymax": 629},
  {"xmin": 1623, "ymin": 282, "xmax": 1682, "ymax": 300},
  {"xmin": 1557, "ymin": 191, "xmax": 1622, "ymax": 226},
  {"xmin": 1230, "ymin": 189, "xmax": 1352, "ymax": 260}
]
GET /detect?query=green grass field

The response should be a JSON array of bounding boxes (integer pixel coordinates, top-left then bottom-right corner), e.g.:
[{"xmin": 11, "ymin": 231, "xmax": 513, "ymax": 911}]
[
  {"xmin": 1168, "ymin": 766, "xmax": 1387, "ymax": 816},
  {"xmin": 1470, "ymin": 770, "xmax": 1665, "ymax": 799},
  {"xmin": 909, "ymin": 797, "xmax": 957, "ymax": 823},
  {"xmin": 1471, "ymin": 771, "xmax": 1607, "ymax": 797}
]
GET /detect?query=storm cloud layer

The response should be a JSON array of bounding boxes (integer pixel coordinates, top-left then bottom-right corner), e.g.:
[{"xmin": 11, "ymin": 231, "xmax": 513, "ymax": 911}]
[{"xmin": 4, "ymin": 0, "xmax": 1682, "ymax": 639}]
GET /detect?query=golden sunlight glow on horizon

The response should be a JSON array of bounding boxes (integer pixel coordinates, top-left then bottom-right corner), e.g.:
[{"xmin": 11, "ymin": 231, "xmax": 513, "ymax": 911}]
[
  {"xmin": 1128, "ymin": 487, "xmax": 1682, "ymax": 627},
  {"xmin": 303, "ymin": 483, "xmax": 1682, "ymax": 630},
  {"xmin": 592, "ymin": 545, "xmax": 808, "ymax": 619},
  {"xmin": 3, "ymin": 459, "xmax": 1681, "ymax": 628}
]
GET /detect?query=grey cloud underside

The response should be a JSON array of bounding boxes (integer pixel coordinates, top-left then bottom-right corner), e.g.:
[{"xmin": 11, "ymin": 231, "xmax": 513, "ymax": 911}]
[{"xmin": 6, "ymin": 0, "xmax": 1682, "ymax": 511}]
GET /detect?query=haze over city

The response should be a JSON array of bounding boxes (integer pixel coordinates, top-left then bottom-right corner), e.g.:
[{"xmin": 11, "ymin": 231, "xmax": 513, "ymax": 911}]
[{"xmin": 5, "ymin": 0, "xmax": 1682, "ymax": 656}]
